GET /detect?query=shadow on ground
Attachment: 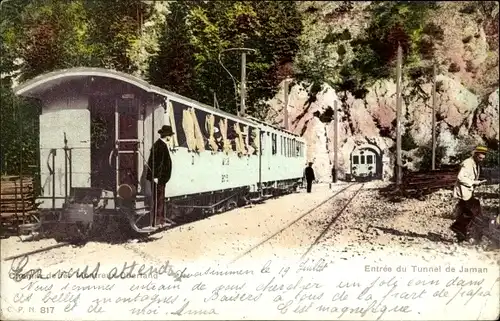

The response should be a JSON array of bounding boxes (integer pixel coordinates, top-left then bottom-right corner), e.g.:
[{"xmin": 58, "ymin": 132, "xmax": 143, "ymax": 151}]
[{"xmin": 369, "ymin": 224, "xmax": 455, "ymax": 244}]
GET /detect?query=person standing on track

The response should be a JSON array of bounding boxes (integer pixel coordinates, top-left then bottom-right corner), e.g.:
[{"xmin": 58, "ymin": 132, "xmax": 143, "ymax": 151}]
[
  {"xmin": 147, "ymin": 125, "xmax": 175, "ymax": 227},
  {"xmin": 304, "ymin": 162, "xmax": 316, "ymax": 193},
  {"xmin": 450, "ymin": 145, "xmax": 488, "ymax": 243}
]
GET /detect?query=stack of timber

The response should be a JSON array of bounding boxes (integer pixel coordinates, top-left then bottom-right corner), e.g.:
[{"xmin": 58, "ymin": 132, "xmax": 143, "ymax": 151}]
[
  {"xmin": 1, "ymin": 175, "xmax": 39, "ymax": 236},
  {"xmin": 378, "ymin": 166, "xmax": 460, "ymax": 200},
  {"xmin": 401, "ymin": 166, "xmax": 459, "ymax": 198}
]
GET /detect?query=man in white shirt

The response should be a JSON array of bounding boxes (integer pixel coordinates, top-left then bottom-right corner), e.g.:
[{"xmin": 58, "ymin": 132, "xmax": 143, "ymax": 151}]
[{"xmin": 450, "ymin": 145, "xmax": 488, "ymax": 243}]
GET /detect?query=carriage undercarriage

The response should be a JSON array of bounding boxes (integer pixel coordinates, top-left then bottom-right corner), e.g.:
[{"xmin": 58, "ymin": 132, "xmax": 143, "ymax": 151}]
[{"xmin": 19, "ymin": 179, "xmax": 301, "ymax": 242}]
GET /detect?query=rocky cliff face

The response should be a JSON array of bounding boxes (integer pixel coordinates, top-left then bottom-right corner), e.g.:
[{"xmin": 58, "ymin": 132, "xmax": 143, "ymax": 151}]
[
  {"xmin": 265, "ymin": 1, "xmax": 499, "ymax": 182},
  {"xmin": 266, "ymin": 79, "xmax": 499, "ymax": 182}
]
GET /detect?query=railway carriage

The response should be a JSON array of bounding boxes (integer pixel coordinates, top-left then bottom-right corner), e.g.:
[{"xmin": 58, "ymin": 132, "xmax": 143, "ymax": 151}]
[
  {"xmin": 12, "ymin": 67, "xmax": 307, "ymax": 237},
  {"xmin": 349, "ymin": 144, "xmax": 383, "ymax": 181}
]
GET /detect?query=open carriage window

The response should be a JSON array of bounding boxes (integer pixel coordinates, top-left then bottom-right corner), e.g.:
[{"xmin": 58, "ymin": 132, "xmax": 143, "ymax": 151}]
[
  {"xmin": 248, "ymin": 126, "xmax": 258, "ymax": 155},
  {"xmin": 272, "ymin": 133, "xmax": 277, "ymax": 155},
  {"xmin": 227, "ymin": 119, "xmax": 237, "ymax": 152},
  {"xmin": 194, "ymin": 108, "xmax": 209, "ymax": 151},
  {"xmin": 171, "ymin": 100, "xmax": 187, "ymax": 148},
  {"xmin": 353, "ymin": 155, "xmax": 359, "ymax": 164},
  {"xmin": 173, "ymin": 100, "xmax": 206, "ymax": 152},
  {"xmin": 213, "ymin": 115, "xmax": 224, "ymax": 152},
  {"xmin": 367, "ymin": 155, "xmax": 373, "ymax": 164}
]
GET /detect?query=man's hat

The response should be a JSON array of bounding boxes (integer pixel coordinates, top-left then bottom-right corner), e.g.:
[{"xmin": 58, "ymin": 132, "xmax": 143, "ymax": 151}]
[
  {"xmin": 158, "ymin": 125, "xmax": 175, "ymax": 136},
  {"xmin": 473, "ymin": 145, "xmax": 488, "ymax": 154}
]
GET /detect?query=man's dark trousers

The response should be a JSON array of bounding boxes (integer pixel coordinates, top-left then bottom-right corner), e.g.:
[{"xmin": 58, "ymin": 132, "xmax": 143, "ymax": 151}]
[
  {"xmin": 306, "ymin": 179, "xmax": 313, "ymax": 193},
  {"xmin": 151, "ymin": 181, "xmax": 165, "ymax": 224}
]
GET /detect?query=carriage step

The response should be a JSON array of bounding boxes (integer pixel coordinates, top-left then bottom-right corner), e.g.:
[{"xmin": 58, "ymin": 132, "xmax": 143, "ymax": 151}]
[
  {"xmin": 135, "ymin": 209, "xmax": 150, "ymax": 216},
  {"xmin": 136, "ymin": 226, "xmax": 158, "ymax": 233},
  {"xmin": 249, "ymin": 197, "xmax": 263, "ymax": 202}
]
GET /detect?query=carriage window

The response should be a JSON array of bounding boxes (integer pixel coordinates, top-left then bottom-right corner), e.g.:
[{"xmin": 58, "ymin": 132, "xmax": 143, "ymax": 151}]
[
  {"xmin": 272, "ymin": 133, "xmax": 277, "ymax": 155},
  {"xmin": 361, "ymin": 155, "xmax": 365, "ymax": 164},
  {"xmin": 194, "ymin": 108, "xmax": 209, "ymax": 150},
  {"xmin": 367, "ymin": 155, "xmax": 373, "ymax": 164},
  {"xmin": 227, "ymin": 119, "xmax": 237, "ymax": 152},
  {"xmin": 171, "ymin": 100, "xmax": 187, "ymax": 148},
  {"xmin": 353, "ymin": 156, "xmax": 359, "ymax": 164}
]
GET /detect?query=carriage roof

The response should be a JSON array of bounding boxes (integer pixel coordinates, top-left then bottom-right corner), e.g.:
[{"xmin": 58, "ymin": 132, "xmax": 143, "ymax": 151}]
[
  {"xmin": 12, "ymin": 67, "xmax": 259, "ymax": 126},
  {"xmin": 247, "ymin": 117, "xmax": 301, "ymax": 138}
]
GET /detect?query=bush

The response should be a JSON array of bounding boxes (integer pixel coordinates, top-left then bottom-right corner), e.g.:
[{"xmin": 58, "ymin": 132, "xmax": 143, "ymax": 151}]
[
  {"xmin": 401, "ymin": 130, "xmax": 418, "ymax": 151},
  {"xmin": 483, "ymin": 148, "xmax": 500, "ymax": 167},
  {"xmin": 415, "ymin": 143, "xmax": 446, "ymax": 171}
]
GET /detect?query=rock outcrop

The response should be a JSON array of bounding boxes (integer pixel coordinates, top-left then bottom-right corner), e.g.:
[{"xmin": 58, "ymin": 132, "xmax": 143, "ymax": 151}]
[
  {"xmin": 267, "ymin": 77, "xmax": 499, "ymax": 182},
  {"xmin": 274, "ymin": 1, "xmax": 498, "ymax": 182}
]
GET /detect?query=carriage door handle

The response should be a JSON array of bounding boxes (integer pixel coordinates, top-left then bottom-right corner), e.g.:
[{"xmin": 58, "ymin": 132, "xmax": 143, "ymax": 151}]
[
  {"xmin": 192, "ymin": 155, "xmax": 194, "ymax": 165},
  {"xmin": 108, "ymin": 148, "xmax": 117, "ymax": 167}
]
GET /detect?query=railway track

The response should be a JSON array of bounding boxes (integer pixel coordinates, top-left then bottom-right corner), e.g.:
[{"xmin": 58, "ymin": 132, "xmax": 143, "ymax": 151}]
[
  {"xmin": 5, "ymin": 184, "xmax": 366, "ymax": 265},
  {"xmin": 231, "ymin": 183, "xmax": 365, "ymax": 264}
]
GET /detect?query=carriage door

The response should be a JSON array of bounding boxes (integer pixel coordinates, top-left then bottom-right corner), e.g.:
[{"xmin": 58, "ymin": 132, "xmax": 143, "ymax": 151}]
[
  {"xmin": 365, "ymin": 150, "xmax": 376, "ymax": 176},
  {"xmin": 356, "ymin": 149, "xmax": 376, "ymax": 176},
  {"xmin": 115, "ymin": 96, "xmax": 141, "ymax": 191}
]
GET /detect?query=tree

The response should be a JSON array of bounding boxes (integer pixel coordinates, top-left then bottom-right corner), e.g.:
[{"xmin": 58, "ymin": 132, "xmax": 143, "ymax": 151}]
[
  {"xmin": 148, "ymin": 1, "xmax": 196, "ymax": 97},
  {"xmin": 2, "ymin": 0, "xmax": 100, "ymax": 82},
  {"xmin": 0, "ymin": 0, "xmax": 152, "ymax": 175},
  {"xmin": 295, "ymin": 1, "xmax": 438, "ymax": 99},
  {"xmin": 83, "ymin": 0, "xmax": 154, "ymax": 74},
  {"xmin": 148, "ymin": 1, "xmax": 303, "ymax": 116}
]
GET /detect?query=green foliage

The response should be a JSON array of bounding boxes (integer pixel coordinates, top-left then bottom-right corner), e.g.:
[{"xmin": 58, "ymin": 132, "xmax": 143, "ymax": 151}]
[
  {"xmin": 148, "ymin": 1, "xmax": 196, "ymax": 97},
  {"xmin": 149, "ymin": 1, "xmax": 303, "ymax": 116},
  {"xmin": 401, "ymin": 129, "xmax": 418, "ymax": 151},
  {"xmin": 1, "ymin": 0, "xmax": 151, "ymax": 82},
  {"xmin": 483, "ymin": 148, "xmax": 500, "ymax": 167},
  {"xmin": 295, "ymin": 1, "xmax": 438, "ymax": 98},
  {"xmin": 415, "ymin": 142, "xmax": 446, "ymax": 171},
  {"xmin": 0, "ymin": 85, "xmax": 40, "ymax": 175},
  {"xmin": 448, "ymin": 148, "xmax": 499, "ymax": 168},
  {"xmin": 83, "ymin": 0, "xmax": 153, "ymax": 73}
]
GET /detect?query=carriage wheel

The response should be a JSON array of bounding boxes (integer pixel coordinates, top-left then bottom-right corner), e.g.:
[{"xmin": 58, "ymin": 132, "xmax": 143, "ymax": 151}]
[{"xmin": 227, "ymin": 200, "xmax": 238, "ymax": 210}]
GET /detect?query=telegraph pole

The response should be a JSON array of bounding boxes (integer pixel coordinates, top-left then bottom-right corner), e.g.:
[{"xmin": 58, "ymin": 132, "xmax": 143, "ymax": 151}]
[
  {"xmin": 283, "ymin": 79, "xmax": 289, "ymax": 130},
  {"xmin": 431, "ymin": 62, "xmax": 437, "ymax": 170},
  {"xmin": 218, "ymin": 47, "xmax": 256, "ymax": 118},
  {"xmin": 333, "ymin": 100, "xmax": 339, "ymax": 183},
  {"xmin": 395, "ymin": 44, "xmax": 403, "ymax": 186},
  {"xmin": 240, "ymin": 52, "xmax": 247, "ymax": 117}
]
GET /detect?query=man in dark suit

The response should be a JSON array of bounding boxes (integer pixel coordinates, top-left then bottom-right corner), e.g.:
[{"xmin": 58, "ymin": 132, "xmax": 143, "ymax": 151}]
[
  {"xmin": 146, "ymin": 125, "xmax": 174, "ymax": 226},
  {"xmin": 304, "ymin": 162, "xmax": 316, "ymax": 193}
]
